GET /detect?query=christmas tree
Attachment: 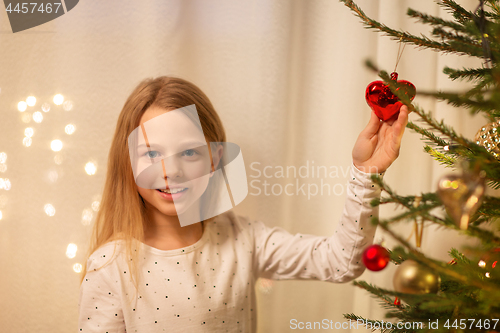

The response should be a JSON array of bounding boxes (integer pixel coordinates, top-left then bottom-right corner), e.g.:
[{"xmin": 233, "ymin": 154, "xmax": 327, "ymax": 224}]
[{"xmin": 340, "ymin": 0, "xmax": 500, "ymax": 332}]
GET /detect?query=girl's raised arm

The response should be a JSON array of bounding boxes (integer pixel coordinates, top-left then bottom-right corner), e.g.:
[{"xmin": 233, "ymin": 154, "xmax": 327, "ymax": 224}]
[{"xmin": 249, "ymin": 163, "xmax": 381, "ymax": 282}]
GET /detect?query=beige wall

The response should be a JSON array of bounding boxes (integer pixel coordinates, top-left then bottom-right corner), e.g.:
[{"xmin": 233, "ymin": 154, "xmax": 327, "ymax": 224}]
[{"xmin": 0, "ymin": 0, "xmax": 483, "ymax": 332}]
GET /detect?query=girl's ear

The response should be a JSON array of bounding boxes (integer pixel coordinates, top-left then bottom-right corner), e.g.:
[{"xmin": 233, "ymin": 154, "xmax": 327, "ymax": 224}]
[{"xmin": 209, "ymin": 145, "xmax": 224, "ymax": 177}]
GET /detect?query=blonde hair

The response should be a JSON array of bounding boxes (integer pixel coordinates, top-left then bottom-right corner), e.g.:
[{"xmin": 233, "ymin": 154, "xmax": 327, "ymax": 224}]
[{"xmin": 80, "ymin": 76, "xmax": 226, "ymax": 292}]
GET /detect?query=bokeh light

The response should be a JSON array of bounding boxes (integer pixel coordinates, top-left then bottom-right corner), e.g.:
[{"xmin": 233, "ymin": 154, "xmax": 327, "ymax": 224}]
[
  {"xmin": 33, "ymin": 111, "xmax": 43, "ymax": 123},
  {"xmin": 0, "ymin": 179, "xmax": 4, "ymax": 189},
  {"xmin": 3, "ymin": 179, "xmax": 11, "ymax": 191},
  {"xmin": 85, "ymin": 162, "xmax": 97, "ymax": 175},
  {"xmin": 44, "ymin": 204, "xmax": 55, "ymax": 216},
  {"xmin": 17, "ymin": 101, "xmax": 27, "ymax": 112},
  {"xmin": 73, "ymin": 263, "xmax": 83, "ymax": 273},
  {"xmin": 65, "ymin": 124, "xmax": 75, "ymax": 135},
  {"xmin": 24, "ymin": 128, "xmax": 34, "ymax": 137},
  {"xmin": 0, "ymin": 164, "xmax": 6, "ymax": 173},
  {"xmin": 51, "ymin": 140, "xmax": 63, "ymax": 152},
  {"xmin": 21, "ymin": 113, "xmax": 31, "ymax": 123},
  {"xmin": 66, "ymin": 243, "xmax": 78, "ymax": 259},
  {"xmin": 0, "ymin": 210, "xmax": 2, "ymax": 220},
  {"xmin": 54, "ymin": 155, "xmax": 63, "ymax": 165},
  {"xmin": 48, "ymin": 170, "xmax": 58, "ymax": 183},
  {"xmin": 63, "ymin": 100, "xmax": 73, "ymax": 111},
  {"xmin": 53, "ymin": 94, "xmax": 64, "ymax": 105},
  {"xmin": 0, "ymin": 152, "xmax": 6, "ymax": 164},
  {"xmin": 81, "ymin": 208, "xmax": 93, "ymax": 226},
  {"xmin": 91, "ymin": 200, "xmax": 100, "ymax": 212},
  {"xmin": 23, "ymin": 137, "xmax": 32, "ymax": 147},
  {"xmin": 0, "ymin": 195, "xmax": 8, "ymax": 208},
  {"xmin": 41, "ymin": 103, "xmax": 50, "ymax": 112},
  {"xmin": 26, "ymin": 96, "xmax": 36, "ymax": 106}
]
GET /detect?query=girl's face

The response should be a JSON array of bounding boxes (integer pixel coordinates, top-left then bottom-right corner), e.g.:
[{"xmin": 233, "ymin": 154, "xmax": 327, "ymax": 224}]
[{"xmin": 134, "ymin": 106, "xmax": 221, "ymax": 221}]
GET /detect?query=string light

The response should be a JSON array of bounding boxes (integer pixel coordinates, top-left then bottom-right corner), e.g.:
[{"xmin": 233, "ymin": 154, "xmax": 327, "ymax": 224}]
[
  {"xmin": 32, "ymin": 111, "xmax": 43, "ymax": 123},
  {"xmin": 73, "ymin": 263, "xmax": 83, "ymax": 273},
  {"xmin": 41, "ymin": 103, "xmax": 50, "ymax": 112},
  {"xmin": 23, "ymin": 137, "xmax": 32, "ymax": 147},
  {"xmin": 65, "ymin": 124, "xmax": 75, "ymax": 135},
  {"xmin": 17, "ymin": 101, "xmax": 27, "ymax": 112},
  {"xmin": 53, "ymin": 94, "xmax": 64, "ymax": 105},
  {"xmin": 81, "ymin": 208, "xmax": 93, "ymax": 225},
  {"xmin": 66, "ymin": 243, "xmax": 78, "ymax": 258},
  {"xmin": 85, "ymin": 162, "xmax": 97, "ymax": 175},
  {"xmin": 26, "ymin": 96, "xmax": 36, "ymax": 106},
  {"xmin": 91, "ymin": 200, "xmax": 100, "ymax": 212},
  {"xmin": 63, "ymin": 100, "xmax": 73, "ymax": 111},
  {"xmin": 51, "ymin": 140, "xmax": 63, "ymax": 152},
  {"xmin": 54, "ymin": 155, "xmax": 63, "ymax": 165},
  {"xmin": 24, "ymin": 128, "xmax": 34, "ymax": 137},
  {"xmin": 3, "ymin": 179, "xmax": 11, "ymax": 191},
  {"xmin": 44, "ymin": 204, "xmax": 55, "ymax": 216},
  {"xmin": 48, "ymin": 170, "xmax": 59, "ymax": 183}
]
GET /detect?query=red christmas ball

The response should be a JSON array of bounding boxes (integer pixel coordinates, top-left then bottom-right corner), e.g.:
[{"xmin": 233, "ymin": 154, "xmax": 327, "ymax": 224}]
[
  {"xmin": 362, "ymin": 244, "xmax": 390, "ymax": 271},
  {"xmin": 365, "ymin": 72, "xmax": 416, "ymax": 121}
]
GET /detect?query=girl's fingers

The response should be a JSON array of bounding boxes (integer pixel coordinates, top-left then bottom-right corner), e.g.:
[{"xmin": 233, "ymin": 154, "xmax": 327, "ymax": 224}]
[
  {"xmin": 392, "ymin": 105, "xmax": 409, "ymax": 146},
  {"xmin": 363, "ymin": 111, "xmax": 381, "ymax": 137}
]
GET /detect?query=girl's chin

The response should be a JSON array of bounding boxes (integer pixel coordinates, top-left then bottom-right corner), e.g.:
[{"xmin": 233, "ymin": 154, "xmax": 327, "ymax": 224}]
[{"xmin": 156, "ymin": 204, "xmax": 189, "ymax": 217}]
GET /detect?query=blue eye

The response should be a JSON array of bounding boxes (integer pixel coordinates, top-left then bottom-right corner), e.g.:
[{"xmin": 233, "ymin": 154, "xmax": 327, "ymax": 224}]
[
  {"xmin": 145, "ymin": 150, "xmax": 160, "ymax": 159},
  {"xmin": 182, "ymin": 149, "xmax": 197, "ymax": 157}
]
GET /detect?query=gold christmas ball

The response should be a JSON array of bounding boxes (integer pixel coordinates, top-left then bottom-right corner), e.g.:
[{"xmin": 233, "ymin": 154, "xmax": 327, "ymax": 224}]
[
  {"xmin": 475, "ymin": 121, "xmax": 500, "ymax": 159},
  {"xmin": 436, "ymin": 172, "xmax": 485, "ymax": 230},
  {"xmin": 393, "ymin": 260, "xmax": 441, "ymax": 294}
]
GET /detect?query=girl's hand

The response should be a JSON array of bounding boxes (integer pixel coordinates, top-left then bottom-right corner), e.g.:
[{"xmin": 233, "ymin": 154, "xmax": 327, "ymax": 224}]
[{"xmin": 352, "ymin": 105, "xmax": 409, "ymax": 174}]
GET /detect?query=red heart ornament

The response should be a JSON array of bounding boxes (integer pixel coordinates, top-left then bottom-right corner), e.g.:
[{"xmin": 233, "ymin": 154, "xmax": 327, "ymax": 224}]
[{"xmin": 365, "ymin": 72, "xmax": 416, "ymax": 121}]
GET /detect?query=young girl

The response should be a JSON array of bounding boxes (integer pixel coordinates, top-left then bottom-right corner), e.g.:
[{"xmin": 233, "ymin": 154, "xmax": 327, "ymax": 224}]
[{"xmin": 78, "ymin": 76, "xmax": 408, "ymax": 332}]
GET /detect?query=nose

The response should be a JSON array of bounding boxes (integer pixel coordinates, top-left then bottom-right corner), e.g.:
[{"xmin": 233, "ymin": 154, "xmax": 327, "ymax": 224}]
[{"xmin": 162, "ymin": 156, "xmax": 183, "ymax": 179}]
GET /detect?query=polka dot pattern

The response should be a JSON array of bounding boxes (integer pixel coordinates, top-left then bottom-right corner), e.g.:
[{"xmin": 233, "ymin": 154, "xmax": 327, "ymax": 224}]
[{"xmin": 78, "ymin": 164, "xmax": 381, "ymax": 332}]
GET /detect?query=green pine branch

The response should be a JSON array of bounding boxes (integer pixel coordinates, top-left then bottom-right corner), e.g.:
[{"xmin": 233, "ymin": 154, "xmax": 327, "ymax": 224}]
[
  {"xmin": 407, "ymin": 7, "xmax": 466, "ymax": 32},
  {"xmin": 438, "ymin": 0, "xmax": 474, "ymax": 24},
  {"xmin": 443, "ymin": 66, "xmax": 492, "ymax": 81},
  {"xmin": 423, "ymin": 146, "xmax": 456, "ymax": 167},
  {"xmin": 339, "ymin": 0, "xmax": 466, "ymax": 55}
]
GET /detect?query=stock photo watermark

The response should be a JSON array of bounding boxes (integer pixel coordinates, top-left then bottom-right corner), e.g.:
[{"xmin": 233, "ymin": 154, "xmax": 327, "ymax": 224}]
[
  {"xmin": 3, "ymin": 0, "xmax": 79, "ymax": 33},
  {"xmin": 289, "ymin": 318, "xmax": 500, "ymax": 330},
  {"xmin": 248, "ymin": 161, "xmax": 380, "ymax": 200}
]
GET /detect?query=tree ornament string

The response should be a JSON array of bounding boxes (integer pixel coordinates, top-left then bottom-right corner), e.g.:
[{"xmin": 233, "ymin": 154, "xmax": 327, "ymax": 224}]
[
  {"xmin": 365, "ymin": 38, "xmax": 415, "ymax": 121},
  {"xmin": 394, "ymin": 38, "xmax": 407, "ymax": 73}
]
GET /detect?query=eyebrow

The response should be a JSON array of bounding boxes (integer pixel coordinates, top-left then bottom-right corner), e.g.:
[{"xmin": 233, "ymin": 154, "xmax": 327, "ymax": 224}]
[{"xmin": 137, "ymin": 141, "xmax": 208, "ymax": 149}]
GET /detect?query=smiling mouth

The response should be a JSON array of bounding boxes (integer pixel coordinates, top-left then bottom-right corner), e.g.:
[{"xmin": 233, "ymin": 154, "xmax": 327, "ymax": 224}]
[{"xmin": 156, "ymin": 188, "xmax": 188, "ymax": 194}]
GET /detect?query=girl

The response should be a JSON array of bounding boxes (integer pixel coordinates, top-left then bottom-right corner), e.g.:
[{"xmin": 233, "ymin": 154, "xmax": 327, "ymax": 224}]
[{"xmin": 78, "ymin": 76, "xmax": 408, "ymax": 332}]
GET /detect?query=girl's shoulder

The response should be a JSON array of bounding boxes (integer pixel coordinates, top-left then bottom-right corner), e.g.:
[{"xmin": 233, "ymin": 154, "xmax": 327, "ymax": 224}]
[{"xmin": 86, "ymin": 240, "xmax": 126, "ymax": 272}]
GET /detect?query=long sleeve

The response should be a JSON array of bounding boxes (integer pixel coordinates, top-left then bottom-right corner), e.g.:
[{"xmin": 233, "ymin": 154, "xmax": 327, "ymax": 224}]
[
  {"xmin": 252, "ymin": 163, "xmax": 382, "ymax": 283},
  {"xmin": 78, "ymin": 252, "xmax": 126, "ymax": 333}
]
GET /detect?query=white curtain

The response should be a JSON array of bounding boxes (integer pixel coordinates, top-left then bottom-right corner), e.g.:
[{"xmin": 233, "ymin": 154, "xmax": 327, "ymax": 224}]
[{"xmin": 0, "ymin": 0, "xmax": 484, "ymax": 332}]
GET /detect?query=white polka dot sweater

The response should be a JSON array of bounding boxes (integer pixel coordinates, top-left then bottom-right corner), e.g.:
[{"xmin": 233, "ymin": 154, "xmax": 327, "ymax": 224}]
[{"xmin": 78, "ymin": 164, "xmax": 382, "ymax": 332}]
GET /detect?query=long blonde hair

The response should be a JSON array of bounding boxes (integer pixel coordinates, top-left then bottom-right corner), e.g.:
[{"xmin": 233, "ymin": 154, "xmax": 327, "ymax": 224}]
[{"xmin": 80, "ymin": 76, "xmax": 226, "ymax": 291}]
